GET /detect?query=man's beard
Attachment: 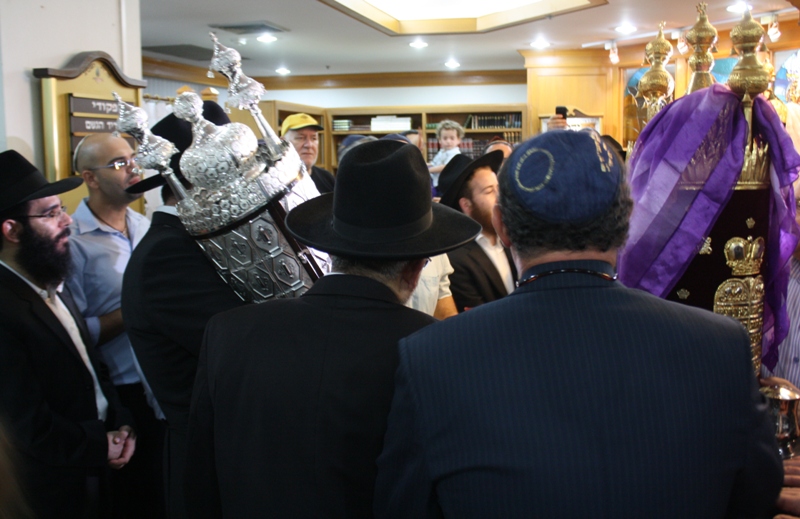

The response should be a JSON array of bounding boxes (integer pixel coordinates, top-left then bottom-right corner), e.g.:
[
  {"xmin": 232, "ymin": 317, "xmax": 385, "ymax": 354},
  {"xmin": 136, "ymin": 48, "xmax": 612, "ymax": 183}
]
[
  {"xmin": 15, "ymin": 222, "xmax": 72, "ymax": 288},
  {"xmin": 472, "ymin": 204, "xmax": 495, "ymax": 238}
]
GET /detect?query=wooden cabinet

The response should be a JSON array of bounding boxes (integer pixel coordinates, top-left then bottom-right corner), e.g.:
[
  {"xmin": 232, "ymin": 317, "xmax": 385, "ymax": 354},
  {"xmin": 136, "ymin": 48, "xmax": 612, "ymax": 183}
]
[{"xmin": 325, "ymin": 104, "xmax": 528, "ymax": 170}]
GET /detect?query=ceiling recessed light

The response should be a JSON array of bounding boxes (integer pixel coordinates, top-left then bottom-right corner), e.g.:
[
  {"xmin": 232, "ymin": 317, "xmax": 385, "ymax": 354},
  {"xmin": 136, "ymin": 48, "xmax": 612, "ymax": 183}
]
[
  {"xmin": 530, "ymin": 38, "xmax": 550, "ymax": 49},
  {"xmin": 238, "ymin": 37, "xmax": 247, "ymax": 45},
  {"xmin": 615, "ymin": 24, "xmax": 637, "ymax": 35},
  {"xmin": 276, "ymin": 67, "xmax": 290, "ymax": 75},
  {"xmin": 726, "ymin": 2, "xmax": 752, "ymax": 13},
  {"xmin": 445, "ymin": 59, "xmax": 460, "ymax": 69},
  {"xmin": 257, "ymin": 34, "xmax": 277, "ymax": 43},
  {"xmin": 409, "ymin": 40, "xmax": 428, "ymax": 49}
]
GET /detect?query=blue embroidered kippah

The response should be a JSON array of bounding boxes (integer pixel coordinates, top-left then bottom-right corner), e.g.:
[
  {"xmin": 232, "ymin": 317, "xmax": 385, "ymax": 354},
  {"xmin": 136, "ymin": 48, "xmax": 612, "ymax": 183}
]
[{"xmin": 506, "ymin": 129, "xmax": 622, "ymax": 223}]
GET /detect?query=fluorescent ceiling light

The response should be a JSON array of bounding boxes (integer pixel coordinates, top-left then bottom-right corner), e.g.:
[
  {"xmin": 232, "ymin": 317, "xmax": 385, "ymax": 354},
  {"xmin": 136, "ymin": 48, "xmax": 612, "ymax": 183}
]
[
  {"xmin": 409, "ymin": 40, "xmax": 428, "ymax": 48},
  {"xmin": 615, "ymin": 24, "xmax": 637, "ymax": 35},
  {"xmin": 257, "ymin": 34, "xmax": 277, "ymax": 43},
  {"xmin": 445, "ymin": 59, "xmax": 460, "ymax": 69},
  {"xmin": 726, "ymin": 2, "xmax": 752, "ymax": 13},
  {"xmin": 276, "ymin": 67, "xmax": 291, "ymax": 75},
  {"xmin": 364, "ymin": 0, "xmax": 541, "ymax": 20},
  {"xmin": 530, "ymin": 39, "xmax": 550, "ymax": 49}
]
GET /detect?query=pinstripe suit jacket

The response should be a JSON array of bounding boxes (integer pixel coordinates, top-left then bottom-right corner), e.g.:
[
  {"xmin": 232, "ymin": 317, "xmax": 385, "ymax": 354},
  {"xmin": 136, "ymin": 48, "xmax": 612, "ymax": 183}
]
[{"xmin": 375, "ymin": 259, "xmax": 782, "ymax": 519}]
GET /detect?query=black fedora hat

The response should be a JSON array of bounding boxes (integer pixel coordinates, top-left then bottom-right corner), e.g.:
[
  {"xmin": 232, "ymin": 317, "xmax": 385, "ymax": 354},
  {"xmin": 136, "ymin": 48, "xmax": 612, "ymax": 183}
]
[
  {"xmin": 438, "ymin": 150, "xmax": 504, "ymax": 211},
  {"xmin": 285, "ymin": 140, "xmax": 480, "ymax": 259},
  {"xmin": 0, "ymin": 150, "xmax": 83, "ymax": 212},
  {"xmin": 126, "ymin": 101, "xmax": 231, "ymax": 194}
]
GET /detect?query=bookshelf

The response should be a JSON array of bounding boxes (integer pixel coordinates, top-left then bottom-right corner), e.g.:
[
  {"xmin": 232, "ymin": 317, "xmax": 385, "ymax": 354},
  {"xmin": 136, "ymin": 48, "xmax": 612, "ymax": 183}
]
[
  {"xmin": 227, "ymin": 100, "xmax": 328, "ymax": 170},
  {"xmin": 325, "ymin": 104, "xmax": 528, "ymax": 169}
]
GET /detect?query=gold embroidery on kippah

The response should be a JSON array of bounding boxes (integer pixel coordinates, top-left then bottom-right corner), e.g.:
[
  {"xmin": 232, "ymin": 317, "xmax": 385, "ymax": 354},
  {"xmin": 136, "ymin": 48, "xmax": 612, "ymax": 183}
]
[
  {"xmin": 588, "ymin": 131, "xmax": 612, "ymax": 173},
  {"xmin": 514, "ymin": 148, "xmax": 555, "ymax": 193},
  {"xmin": 677, "ymin": 288, "xmax": 690, "ymax": 300}
]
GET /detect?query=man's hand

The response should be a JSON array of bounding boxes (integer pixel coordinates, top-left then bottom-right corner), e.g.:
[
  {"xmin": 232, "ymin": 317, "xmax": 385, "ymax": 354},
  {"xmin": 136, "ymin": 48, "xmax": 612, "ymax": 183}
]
[
  {"xmin": 547, "ymin": 115, "xmax": 568, "ymax": 131},
  {"xmin": 107, "ymin": 425, "xmax": 136, "ymax": 469}
]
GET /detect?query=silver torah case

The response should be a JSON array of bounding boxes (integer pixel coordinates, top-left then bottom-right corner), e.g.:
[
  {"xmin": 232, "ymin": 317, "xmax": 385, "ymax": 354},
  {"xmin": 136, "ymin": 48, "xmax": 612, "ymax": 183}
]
[
  {"xmin": 115, "ymin": 90, "xmax": 322, "ymax": 303},
  {"xmin": 173, "ymin": 91, "xmax": 321, "ymax": 302}
]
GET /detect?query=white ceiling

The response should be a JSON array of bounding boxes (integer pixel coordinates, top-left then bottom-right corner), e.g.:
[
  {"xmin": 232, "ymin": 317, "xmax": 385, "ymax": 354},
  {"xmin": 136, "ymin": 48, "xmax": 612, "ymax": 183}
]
[{"xmin": 140, "ymin": 0, "xmax": 799, "ymax": 77}]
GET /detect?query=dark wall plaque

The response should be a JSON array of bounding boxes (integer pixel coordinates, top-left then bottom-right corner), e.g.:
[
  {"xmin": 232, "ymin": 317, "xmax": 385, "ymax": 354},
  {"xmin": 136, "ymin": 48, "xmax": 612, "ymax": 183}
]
[
  {"xmin": 70, "ymin": 96, "xmax": 120, "ymax": 115},
  {"xmin": 70, "ymin": 116, "xmax": 119, "ymax": 133}
]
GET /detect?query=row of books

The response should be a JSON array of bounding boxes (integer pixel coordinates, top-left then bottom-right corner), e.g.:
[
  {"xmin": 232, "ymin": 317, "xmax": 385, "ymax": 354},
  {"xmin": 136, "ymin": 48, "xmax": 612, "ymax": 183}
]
[
  {"xmin": 425, "ymin": 114, "xmax": 523, "ymax": 131},
  {"xmin": 332, "ymin": 119, "xmax": 352, "ymax": 131},
  {"xmin": 426, "ymin": 133, "xmax": 522, "ymax": 160}
]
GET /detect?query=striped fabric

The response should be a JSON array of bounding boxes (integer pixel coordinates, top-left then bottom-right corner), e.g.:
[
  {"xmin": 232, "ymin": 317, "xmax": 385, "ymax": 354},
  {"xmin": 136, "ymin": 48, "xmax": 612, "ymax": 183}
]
[{"xmin": 764, "ymin": 257, "xmax": 800, "ymax": 385}]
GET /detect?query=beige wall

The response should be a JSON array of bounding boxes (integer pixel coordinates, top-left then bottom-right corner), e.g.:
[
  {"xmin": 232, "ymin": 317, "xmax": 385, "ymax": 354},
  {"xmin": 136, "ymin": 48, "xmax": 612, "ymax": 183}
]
[{"xmin": 0, "ymin": 0, "xmax": 141, "ymax": 165}]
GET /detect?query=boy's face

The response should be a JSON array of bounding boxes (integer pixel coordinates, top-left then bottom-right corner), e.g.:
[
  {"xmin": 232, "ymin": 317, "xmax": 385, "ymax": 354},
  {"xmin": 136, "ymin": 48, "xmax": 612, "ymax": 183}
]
[{"xmin": 439, "ymin": 129, "xmax": 461, "ymax": 150}]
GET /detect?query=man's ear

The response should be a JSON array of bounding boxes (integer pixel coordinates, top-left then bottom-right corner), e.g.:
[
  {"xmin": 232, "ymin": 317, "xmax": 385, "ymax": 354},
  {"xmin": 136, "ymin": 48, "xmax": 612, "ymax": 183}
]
[
  {"xmin": 1, "ymin": 219, "xmax": 23, "ymax": 245},
  {"xmin": 81, "ymin": 170, "xmax": 99, "ymax": 190},
  {"xmin": 492, "ymin": 204, "xmax": 511, "ymax": 248},
  {"xmin": 400, "ymin": 258, "xmax": 427, "ymax": 293},
  {"xmin": 458, "ymin": 197, "xmax": 472, "ymax": 216}
]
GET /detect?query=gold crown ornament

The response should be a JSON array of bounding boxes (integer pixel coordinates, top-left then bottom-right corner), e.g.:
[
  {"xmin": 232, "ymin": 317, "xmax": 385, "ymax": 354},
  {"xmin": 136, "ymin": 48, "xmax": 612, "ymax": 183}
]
[{"xmin": 724, "ymin": 235, "xmax": 765, "ymax": 276}]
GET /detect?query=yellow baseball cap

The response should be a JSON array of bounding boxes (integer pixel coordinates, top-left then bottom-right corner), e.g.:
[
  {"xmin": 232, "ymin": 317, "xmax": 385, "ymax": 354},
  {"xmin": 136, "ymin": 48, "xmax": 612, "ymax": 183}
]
[{"xmin": 281, "ymin": 113, "xmax": 323, "ymax": 136}]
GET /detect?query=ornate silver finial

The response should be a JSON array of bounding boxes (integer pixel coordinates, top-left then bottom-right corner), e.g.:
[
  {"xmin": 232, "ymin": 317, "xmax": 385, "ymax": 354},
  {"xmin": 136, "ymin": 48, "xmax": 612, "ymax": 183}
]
[
  {"xmin": 208, "ymin": 33, "xmax": 267, "ymax": 114},
  {"xmin": 112, "ymin": 92, "xmax": 187, "ymax": 201},
  {"xmin": 207, "ymin": 32, "xmax": 284, "ymax": 160}
]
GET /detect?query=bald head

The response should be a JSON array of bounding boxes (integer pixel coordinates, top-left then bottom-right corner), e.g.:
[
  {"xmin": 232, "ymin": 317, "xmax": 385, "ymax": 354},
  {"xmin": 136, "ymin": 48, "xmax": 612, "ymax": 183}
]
[{"xmin": 75, "ymin": 134, "xmax": 142, "ymax": 207}]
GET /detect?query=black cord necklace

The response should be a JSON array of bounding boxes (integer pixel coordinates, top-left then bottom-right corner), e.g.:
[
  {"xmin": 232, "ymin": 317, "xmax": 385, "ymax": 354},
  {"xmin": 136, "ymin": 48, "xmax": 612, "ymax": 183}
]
[{"xmin": 516, "ymin": 267, "xmax": 617, "ymax": 288}]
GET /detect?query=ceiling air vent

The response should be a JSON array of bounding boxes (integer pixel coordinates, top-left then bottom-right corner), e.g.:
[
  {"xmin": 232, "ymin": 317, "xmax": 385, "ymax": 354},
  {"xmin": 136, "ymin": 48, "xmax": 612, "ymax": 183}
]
[
  {"xmin": 143, "ymin": 44, "xmax": 249, "ymax": 61},
  {"xmin": 209, "ymin": 21, "xmax": 288, "ymax": 35}
]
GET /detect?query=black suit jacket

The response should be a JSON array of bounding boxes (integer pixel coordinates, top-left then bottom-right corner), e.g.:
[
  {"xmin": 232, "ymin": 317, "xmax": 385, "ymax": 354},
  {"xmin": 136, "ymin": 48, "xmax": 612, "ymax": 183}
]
[
  {"xmin": 0, "ymin": 266, "xmax": 127, "ymax": 519},
  {"xmin": 375, "ymin": 260, "xmax": 782, "ymax": 519},
  {"xmin": 186, "ymin": 274, "xmax": 436, "ymax": 518},
  {"xmin": 311, "ymin": 165, "xmax": 335, "ymax": 194},
  {"xmin": 121, "ymin": 211, "xmax": 245, "ymax": 518},
  {"xmin": 447, "ymin": 239, "xmax": 515, "ymax": 312}
]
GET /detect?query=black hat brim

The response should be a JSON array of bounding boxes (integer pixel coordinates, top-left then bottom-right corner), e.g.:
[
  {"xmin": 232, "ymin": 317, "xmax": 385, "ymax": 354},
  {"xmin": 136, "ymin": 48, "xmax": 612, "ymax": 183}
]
[
  {"xmin": 6, "ymin": 176, "xmax": 84, "ymax": 212},
  {"xmin": 126, "ymin": 173, "xmax": 165, "ymax": 194},
  {"xmin": 286, "ymin": 193, "xmax": 481, "ymax": 259},
  {"xmin": 440, "ymin": 150, "xmax": 504, "ymax": 210}
]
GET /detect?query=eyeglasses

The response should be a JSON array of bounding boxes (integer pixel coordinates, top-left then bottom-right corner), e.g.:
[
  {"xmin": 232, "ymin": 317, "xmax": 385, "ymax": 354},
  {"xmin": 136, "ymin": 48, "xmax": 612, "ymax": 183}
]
[
  {"xmin": 87, "ymin": 157, "xmax": 137, "ymax": 171},
  {"xmin": 21, "ymin": 205, "xmax": 69, "ymax": 221}
]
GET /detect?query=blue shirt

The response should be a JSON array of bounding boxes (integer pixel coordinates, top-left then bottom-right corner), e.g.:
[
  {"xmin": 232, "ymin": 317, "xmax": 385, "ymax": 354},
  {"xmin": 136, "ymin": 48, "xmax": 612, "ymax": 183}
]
[{"xmin": 67, "ymin": 199, "xmax": 163, "ymax": 418}]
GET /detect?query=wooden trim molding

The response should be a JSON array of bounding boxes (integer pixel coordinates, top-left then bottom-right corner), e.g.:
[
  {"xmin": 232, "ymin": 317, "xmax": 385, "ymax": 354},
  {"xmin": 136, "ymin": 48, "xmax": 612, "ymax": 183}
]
[
  {"xmin": 257, "ymin": 70, "xmax": 526, "ymax": 89},
  {"xmin": 142, "ymin": 56, "xmax": 525, "ymax": 89},
  {"xmin": 34, "ymin": 51, "xmax": 147, "ymax": 88}
]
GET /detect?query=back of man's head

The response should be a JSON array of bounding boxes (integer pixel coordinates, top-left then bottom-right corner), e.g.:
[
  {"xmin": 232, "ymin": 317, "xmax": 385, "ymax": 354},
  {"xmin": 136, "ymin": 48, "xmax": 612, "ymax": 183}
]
[{"xmin": 497, "ymin": 130, "xmax": 632, "ymax": 259}]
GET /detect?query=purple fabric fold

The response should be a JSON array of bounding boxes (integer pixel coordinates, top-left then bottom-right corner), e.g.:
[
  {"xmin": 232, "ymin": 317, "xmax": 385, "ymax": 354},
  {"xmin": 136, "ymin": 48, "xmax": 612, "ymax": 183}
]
[
  {"xmin": 752, "ymin": 97, "xmax": 800, "ymax": 369},
  {"xmin": 619, "ymin": 84, "xmax": 800, "ymax": 371},
  {"xmin": 619, "ymin": 84, "xmax": 745, "ymax": 295}
]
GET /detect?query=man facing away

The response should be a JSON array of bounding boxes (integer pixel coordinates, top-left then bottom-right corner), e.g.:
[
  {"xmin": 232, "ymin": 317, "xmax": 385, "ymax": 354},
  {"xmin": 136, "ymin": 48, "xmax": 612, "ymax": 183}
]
[
  {"xmin": 121, "ymin": 102, "xmax": 246, "ymax": 519},
  {"xmin": 185, "ymin": 140, "xmax": 480, "ymax": 517},
  {"xmin": 374, "ymin": 130, "xmax": 783, "ymax": 518},
  {"xmin": 438, "ymin": 150, "xmax": 516, "ymax": 312},
  {"xmin": 69, "ymin": 133, "xmax": 166, "ymax": 517},
  {"xmin": 0, "ymin": 150, "xmax": 135, "ymax": 518}
]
